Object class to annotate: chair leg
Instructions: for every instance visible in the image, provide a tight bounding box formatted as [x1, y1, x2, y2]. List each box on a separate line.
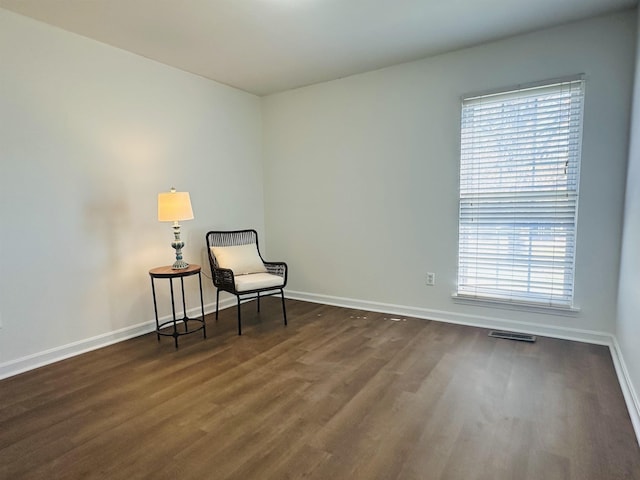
[215, 289, 220, 322]
[257, 292, 260, 312]
[281, 289, 287, 326]
[237, 296, 242, 335]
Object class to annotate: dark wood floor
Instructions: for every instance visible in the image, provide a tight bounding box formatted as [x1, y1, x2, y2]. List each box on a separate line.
[1, 299, 639, 479]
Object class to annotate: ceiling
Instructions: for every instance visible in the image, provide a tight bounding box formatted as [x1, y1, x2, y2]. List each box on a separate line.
[0, 0, 636, 96]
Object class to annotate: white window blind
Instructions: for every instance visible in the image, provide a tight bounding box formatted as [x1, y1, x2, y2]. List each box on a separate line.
[457, 79, 584, 308]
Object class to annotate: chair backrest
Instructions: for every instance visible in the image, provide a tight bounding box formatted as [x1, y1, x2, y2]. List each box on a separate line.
[206, 229, 264, 269]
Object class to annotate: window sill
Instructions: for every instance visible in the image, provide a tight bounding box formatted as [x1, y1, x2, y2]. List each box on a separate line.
[451, 293, 580, 317]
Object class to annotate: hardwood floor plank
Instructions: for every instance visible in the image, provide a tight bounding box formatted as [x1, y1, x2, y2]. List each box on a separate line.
[0, 299, 638, 479]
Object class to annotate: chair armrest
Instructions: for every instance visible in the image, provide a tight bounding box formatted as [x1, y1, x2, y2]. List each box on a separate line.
[213, 267, 236, 290]
[264, 261, 288, 286]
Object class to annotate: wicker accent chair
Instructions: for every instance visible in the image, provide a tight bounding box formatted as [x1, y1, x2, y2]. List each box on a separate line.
[206, 229, 287, 335]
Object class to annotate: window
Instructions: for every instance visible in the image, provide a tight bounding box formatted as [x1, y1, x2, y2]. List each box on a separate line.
[456, 78, 584, 308]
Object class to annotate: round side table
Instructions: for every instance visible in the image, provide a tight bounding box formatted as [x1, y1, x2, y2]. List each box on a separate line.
[149, 264, 206, 348]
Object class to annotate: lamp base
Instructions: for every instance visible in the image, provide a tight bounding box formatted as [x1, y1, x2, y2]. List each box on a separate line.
[172, 259, 189, 270]
[169, 221, 188, 269]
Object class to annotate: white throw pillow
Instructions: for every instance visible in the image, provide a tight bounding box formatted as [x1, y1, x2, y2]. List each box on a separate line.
[210, 244, 267, 275]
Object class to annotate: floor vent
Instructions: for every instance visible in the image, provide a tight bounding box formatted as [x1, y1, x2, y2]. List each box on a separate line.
[488, 330, 536, 342]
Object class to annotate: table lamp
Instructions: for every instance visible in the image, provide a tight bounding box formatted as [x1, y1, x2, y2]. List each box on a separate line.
[158, 187, 194, 269]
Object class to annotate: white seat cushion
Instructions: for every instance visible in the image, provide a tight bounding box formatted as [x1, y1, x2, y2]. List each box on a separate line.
[234, 272, 284, 292]
[210, 244, 267, 275]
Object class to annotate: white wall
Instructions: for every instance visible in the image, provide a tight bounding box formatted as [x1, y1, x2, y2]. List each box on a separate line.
[0, 9, 264, 375]
[616, 8, 640, 438]
[262, 11, 636, 340]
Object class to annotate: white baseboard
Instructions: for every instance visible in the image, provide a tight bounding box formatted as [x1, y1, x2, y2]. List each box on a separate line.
[286, 289, 640, 446]
[0, 320, 156, 380]
[608, 337, 640, 446]
[286, 290, 612, 344]
[0, 297, 236, 380]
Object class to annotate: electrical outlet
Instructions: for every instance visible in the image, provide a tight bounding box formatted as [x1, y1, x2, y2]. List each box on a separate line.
[426, 272, 435, 286]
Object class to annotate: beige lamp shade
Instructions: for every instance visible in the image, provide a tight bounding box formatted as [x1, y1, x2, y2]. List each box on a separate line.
[158, 188, 194, 222]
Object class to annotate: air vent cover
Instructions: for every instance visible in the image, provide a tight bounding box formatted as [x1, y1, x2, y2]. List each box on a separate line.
[488, 330, 536, 342]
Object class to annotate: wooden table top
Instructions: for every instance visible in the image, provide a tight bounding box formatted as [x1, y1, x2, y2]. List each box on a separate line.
[149, 264, 201, 278]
